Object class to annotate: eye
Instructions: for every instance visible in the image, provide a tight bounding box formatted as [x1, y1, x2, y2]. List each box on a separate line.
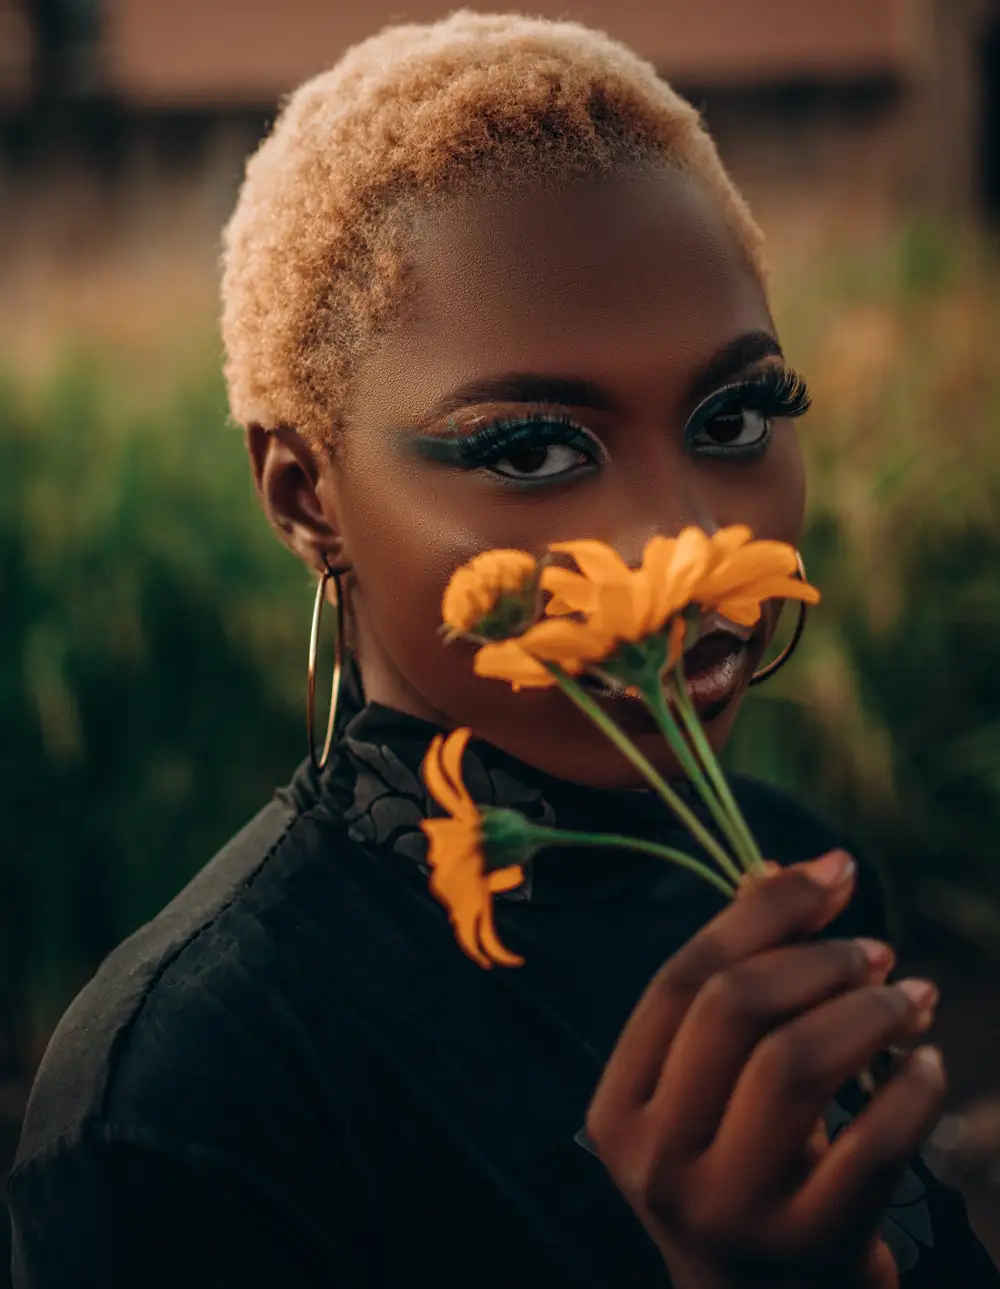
[409, 411, 606, 486]
[690, 406, 770, 453]
[489, 443, 591, 480]
[683, 366, 810, 462]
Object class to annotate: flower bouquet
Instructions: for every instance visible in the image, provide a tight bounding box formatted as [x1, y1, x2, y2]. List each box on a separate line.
[420, 526, 820, 969]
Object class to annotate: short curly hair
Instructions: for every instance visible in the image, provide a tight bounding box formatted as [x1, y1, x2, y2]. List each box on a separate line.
[221, 10, 767, 448]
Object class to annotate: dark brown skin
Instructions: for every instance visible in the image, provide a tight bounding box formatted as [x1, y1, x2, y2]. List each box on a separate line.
[249, 167, 801, 787]
[247, 164, 944, 1288]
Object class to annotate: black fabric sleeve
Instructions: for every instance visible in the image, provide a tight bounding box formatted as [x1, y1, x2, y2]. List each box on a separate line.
[8, 1124, 370, 1289]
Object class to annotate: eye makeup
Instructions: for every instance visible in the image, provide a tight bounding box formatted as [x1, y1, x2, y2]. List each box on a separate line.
[408, 409, 607, 486]
[683, 365, 811, 461]
[402, 361, 811, 483]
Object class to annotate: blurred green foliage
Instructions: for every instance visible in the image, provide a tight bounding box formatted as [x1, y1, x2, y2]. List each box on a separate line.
[2, 349, 309, 1053]
[728, 224, 1000, 952]
[4, 223, 1000, 1066]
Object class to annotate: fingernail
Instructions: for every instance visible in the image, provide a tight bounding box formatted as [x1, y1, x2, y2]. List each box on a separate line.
[803, 850, 856, 888]
[855, 938, 895, 972]
[895, 979, 939, 1012]
[912, 1045, 945, 1087]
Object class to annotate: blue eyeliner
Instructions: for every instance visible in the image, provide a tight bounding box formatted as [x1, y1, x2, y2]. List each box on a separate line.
[409, 413, 604, 470]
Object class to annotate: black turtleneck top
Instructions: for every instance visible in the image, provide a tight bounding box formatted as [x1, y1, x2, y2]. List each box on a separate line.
[8, 701, 999, 1287]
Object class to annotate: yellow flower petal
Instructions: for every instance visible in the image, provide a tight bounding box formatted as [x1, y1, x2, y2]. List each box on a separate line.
[591, 581, 651, 639]
[464, 531, 820, 690]
[547, 544, 656, 642]
[488, 865, 526, 893]
[663, 527, 712, 613]
[696, 542, 799, 600]
[540, 566, 598, 616]
[473, 640, 559, 690]
[476, 910, 525, 968]
[421, 812, 522, 969]
[549, 539, 632, 585]
[517, 618, 616, 666]
[641, 535, 680, 628]
[441, 550, 537, 633]
[733, 575, 820, 605]
[709, 524, 754, 555]
[439, 728, 475, 818]
[641, 529, 710, 630]
[711, 578, 819, 628]
[422, 734, 469, 818]
[711, 597, 766, 628]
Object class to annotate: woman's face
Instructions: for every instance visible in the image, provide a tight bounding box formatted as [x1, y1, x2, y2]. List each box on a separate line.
[257, 165, 806, 787]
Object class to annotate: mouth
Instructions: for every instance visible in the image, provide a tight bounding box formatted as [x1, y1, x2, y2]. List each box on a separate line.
[682, 629, 751, 719]
[578, 622, 755, 722]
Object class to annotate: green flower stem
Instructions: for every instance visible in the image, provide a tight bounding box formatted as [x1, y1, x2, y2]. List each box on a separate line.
[532, 826, 737, 900]
[546, 667, 743, 889]
[642, 681, 757, 878]
[669, 665, 765, 873]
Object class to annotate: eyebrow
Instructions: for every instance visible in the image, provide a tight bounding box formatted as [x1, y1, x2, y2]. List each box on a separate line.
[686, 330, 784, 404]
[418, 329, 784, 425]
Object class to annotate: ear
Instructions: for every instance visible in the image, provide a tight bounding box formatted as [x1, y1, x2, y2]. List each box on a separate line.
[246, 424, 347, 573]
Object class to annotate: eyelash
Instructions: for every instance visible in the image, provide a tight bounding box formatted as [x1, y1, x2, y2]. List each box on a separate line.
[683, 366, 811, 461]
[414, 365, 811, 480]
[417, 411, 605, 476]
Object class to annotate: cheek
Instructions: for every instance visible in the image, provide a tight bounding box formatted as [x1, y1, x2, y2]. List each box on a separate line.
[764, 426, 807, 541]
[342, 478, 462, 627]
[332, 449, 494, 689]
[713, 426, 806, 545]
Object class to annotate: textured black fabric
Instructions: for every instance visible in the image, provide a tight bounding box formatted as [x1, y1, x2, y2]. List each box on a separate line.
[8, 703, 999, 1287]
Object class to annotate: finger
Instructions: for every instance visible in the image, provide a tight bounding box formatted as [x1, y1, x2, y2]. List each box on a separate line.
[589, 851, 858, 1129]
[791, 1045, 947, 1255]
[736, 860, 781, 899]
[644, 937, 894, 1157]
[714, 978, 938, 1188]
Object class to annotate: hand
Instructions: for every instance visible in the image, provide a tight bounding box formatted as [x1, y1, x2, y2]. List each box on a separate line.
[585, 851, 946, 1289]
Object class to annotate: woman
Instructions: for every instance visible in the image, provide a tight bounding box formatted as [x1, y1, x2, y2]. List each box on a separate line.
[9, 12, 999, 1287]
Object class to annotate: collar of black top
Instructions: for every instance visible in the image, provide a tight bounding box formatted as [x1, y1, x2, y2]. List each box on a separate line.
[303, 694, 721, 908]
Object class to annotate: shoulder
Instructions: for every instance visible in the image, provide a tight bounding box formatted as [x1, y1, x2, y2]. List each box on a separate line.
[12, 775, 370, 1174]
[728, 775, 891, 940]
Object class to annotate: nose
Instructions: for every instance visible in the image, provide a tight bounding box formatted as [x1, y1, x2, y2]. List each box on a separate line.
[610, 500, 718, 568]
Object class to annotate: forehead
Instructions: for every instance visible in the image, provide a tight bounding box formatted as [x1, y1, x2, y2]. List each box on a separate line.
[352, 166, 773, 422]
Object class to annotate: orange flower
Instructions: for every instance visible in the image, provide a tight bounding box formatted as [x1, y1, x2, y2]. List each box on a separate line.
[544, 530, 714, 638]
[441, 550, 538, 637]
[685, 526, 820, 628]
[544, 526, 820, 638]
[420, 728, 525, 968]
[473, 617, 617, 691]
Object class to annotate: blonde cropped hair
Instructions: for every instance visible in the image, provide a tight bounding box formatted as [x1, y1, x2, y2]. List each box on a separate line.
[221, 9, 767, 448]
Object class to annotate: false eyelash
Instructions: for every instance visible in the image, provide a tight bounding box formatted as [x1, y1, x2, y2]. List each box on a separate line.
[412, 411, 604, 469]
[726, 365, 812, 419]
[681, 364, 811, 461]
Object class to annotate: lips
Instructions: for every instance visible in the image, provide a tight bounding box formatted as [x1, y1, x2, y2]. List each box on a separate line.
[576, 626, 751, 717]
[682, 630, 750, 716]
[684, 629, 745, 676]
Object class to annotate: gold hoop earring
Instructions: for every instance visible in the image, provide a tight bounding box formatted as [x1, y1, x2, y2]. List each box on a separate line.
[307, 558, 347, 771]
[749, 551, 810, 687]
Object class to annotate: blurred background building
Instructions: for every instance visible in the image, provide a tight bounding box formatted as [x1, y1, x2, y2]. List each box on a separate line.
[3, 0, 1000, 1281]
[3, 0, 1000, 229]
[3, 0, 1000, 363]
